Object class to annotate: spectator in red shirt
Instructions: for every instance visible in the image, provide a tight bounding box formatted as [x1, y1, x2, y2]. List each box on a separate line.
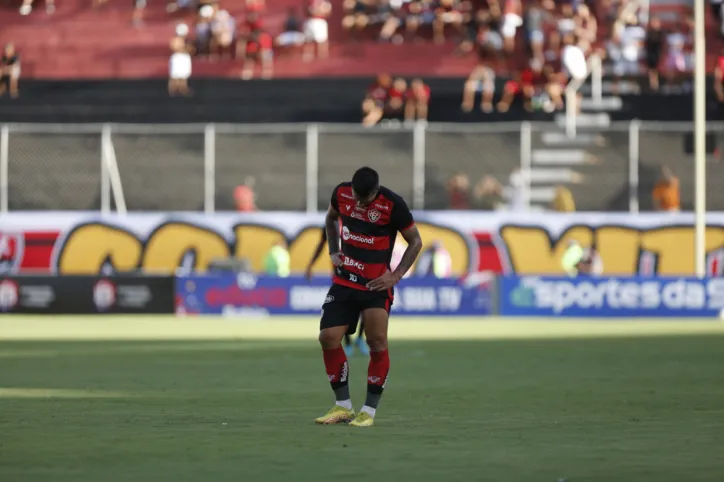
[386, 77, 408, 119]
[239, 29, 273, 80]
[447, 173, 471, 210]
[497, 59, 545, 112]
[362, 73, 392, 127]
[405, 78, 430, 122]
[304, 0, 332, 62]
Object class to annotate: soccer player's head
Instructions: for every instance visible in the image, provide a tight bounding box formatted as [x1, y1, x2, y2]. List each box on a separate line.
[352, 167, 379, 206]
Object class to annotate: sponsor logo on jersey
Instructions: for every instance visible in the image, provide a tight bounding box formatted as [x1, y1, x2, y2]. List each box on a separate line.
[342, 226, 375, 245]
[341, 193, 354, 200]
[343, 257, 365, 271]
[374, 204, 389, 211]
[368, 210, 381, 222]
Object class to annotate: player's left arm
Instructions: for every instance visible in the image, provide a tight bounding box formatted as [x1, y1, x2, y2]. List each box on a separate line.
[391, 224, 423, 281]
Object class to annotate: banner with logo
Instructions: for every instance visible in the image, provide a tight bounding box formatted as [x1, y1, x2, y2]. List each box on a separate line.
[0, 275, 175, 314]
[4, 212, 724, 278]
[498, 276, 724, 317]
[175, 274, 494, 316]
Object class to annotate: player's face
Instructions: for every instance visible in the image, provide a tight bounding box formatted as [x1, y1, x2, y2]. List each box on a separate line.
[353, 189, 378, 207]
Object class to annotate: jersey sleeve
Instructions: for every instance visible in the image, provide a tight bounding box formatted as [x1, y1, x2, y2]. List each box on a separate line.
[391, 196, 414, 232]
[330, 184, 341, 212]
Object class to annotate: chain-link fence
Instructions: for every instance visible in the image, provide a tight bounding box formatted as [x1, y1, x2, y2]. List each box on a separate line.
[1, 122, 721, 213]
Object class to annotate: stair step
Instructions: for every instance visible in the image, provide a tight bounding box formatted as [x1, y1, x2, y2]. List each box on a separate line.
[529, 187, 557, 202]
[555, 113, 611, 129]
[530, 168, 579, 183]
[540, 132, 602, 146]
[580, 96, 623, 111]
[531, 149, 589, 165]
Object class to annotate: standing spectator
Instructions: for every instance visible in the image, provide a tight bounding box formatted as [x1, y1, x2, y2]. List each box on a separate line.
[19, 0, 54, 15]
[405, 78, 430, 123]
[447, 173, 471, 209]
[304, 0, 332, 62]
[264, 241, 291, 278]
[652, 167, 680, 212]
[613, 15, 645, 92]
[0, 44, 21, 99]
[558, 3, 577, 37]
[645, 17, 665, 91]
[195, 5, 215, 56]
[574, 4, 597, 45]
[168, 37, 192, 96]
[501, 0, 523, 53]
[234, 177, 257, 211]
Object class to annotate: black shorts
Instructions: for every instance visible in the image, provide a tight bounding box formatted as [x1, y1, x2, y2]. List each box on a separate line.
[320, 284, 394, 331]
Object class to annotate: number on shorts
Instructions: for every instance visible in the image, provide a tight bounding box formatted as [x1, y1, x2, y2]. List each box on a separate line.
[349, 274, 357, 282]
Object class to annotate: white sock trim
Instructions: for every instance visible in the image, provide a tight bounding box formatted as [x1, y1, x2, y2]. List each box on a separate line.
[360, 405, 376, 418]
[336, 400, 353, 410]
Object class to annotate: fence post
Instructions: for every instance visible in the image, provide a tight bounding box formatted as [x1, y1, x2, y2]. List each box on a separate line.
[204, 123, 216, 214]
[520, 122, 532, 210]
[0, 125, 8, 214]
[628, 120, 640, 213]
[306, 124, 319, 213]
[101, 124, 111, 215]
[412, 121, 426, 210]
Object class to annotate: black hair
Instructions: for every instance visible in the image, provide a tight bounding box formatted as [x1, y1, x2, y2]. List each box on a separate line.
[351, 167, 379, 198]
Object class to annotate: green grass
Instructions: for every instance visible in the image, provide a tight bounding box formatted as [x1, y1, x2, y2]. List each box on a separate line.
[1, 317, 723, 482]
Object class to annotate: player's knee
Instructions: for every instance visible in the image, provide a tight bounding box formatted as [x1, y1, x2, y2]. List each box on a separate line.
[318, 329, 342, 350]
[365, 335, 388, 351]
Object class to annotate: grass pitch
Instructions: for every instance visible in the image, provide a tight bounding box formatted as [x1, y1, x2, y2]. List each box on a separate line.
[1, 316, 723, 482]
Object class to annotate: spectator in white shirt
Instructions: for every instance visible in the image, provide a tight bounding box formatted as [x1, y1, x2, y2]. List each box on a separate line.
[562, 34, 587, 82]
[304, 0, 332, 62]
[609, 15, 644, 91]
[169, 37, 192, 96]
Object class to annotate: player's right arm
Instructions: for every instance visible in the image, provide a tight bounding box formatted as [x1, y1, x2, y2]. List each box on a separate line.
[325, 189, 344, 267]
[305, 229, 327, 280]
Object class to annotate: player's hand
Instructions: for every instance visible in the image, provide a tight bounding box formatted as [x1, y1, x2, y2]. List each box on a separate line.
[304, 266, 313, 281]
[366, 271, 400, 291]
[330, 252, 344, 267]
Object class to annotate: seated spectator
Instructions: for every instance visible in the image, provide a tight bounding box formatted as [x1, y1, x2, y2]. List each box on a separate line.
[166, 0, 196, 13]
[406, 0, 436, 42]
[304, 0, 332, 62]
[497, 59, 545, 112]
[462, 63, 495, 113]
[663, 19, 693, 89]
[525, 0, 553, 63]
[557, 4, 576, 37]
[405, 78, 430, 122]
[545, 30, 562, 65]
[472, 176, 504, 210]
[362, 74, 392, 126]
[195, 5, 215, 56]
[210, 10, 236, 59]
[240, 29, 274, 80]
[276, 8, 307, 49]
[574, 4, 597, 45]
[0, 44, 21, 99]
[19, 0, 54, 15]
[652, 167, 680, 212]
[500, 0, 522, 53]
[447, 173, 471, 209]
[169, 37, 192, 96]
[541, 65, 566, 111]
[378, 0, 406, 44]
[433, 0, 463, 45]
[610, 15, 644, 92]
[386, 77, 408, 119]
[645, 17, 665, 91]
[343, 0, 372, 37]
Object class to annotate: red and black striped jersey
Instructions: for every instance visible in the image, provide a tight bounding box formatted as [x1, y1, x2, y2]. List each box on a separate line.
[331, 182, 414, 290]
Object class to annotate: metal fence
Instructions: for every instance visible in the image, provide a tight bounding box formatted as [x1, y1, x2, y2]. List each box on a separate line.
[0, 122, 722, 213]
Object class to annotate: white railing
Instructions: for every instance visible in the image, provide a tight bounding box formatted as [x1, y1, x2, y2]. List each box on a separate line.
[0, 121, 720, 214]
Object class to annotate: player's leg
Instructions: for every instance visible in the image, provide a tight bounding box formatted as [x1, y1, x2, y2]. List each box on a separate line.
[355, 319, 369, 356]
[350, 304, 390, 427]
[315, 287, 359, 424]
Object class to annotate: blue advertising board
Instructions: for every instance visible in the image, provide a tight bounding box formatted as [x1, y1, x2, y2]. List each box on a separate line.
[499, 276, 724, 317]
[175, 274, 493, 316]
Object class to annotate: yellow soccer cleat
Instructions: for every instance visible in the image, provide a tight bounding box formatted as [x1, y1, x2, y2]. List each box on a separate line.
[315, 405, 355, 425]
[349, 411, 375, 427]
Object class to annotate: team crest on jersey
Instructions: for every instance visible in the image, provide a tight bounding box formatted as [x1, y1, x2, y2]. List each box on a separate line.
[368, 210, 381, 222]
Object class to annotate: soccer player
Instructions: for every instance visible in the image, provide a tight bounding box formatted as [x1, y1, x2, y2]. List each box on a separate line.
[314, 167, 423, 427]
[305, 230, 369, 357]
